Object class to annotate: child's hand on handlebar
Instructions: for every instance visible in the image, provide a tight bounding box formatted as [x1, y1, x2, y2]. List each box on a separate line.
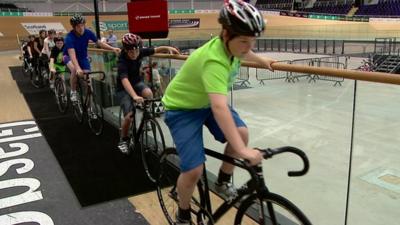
[244, 148, 263, 166]
[133, 96, 144, 103]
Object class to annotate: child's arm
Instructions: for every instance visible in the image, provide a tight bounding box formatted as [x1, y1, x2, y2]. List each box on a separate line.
[244, 50, 276, 71]
[209, 93, 263, 165]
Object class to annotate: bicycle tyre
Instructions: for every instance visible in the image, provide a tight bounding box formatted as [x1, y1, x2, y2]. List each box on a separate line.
[87, 92, 104, 135]
[31, 68, 44, 88]
[156, 148, 212, 225]
[22, 59, 32, 77]
[55, 77, 69, 113]
[72, 82, 84, 124]
[234, 192, 312, 225]
[140, 117, 165, 182]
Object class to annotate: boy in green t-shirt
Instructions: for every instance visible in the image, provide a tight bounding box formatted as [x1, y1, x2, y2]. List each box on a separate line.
[162, 0, 276, 224]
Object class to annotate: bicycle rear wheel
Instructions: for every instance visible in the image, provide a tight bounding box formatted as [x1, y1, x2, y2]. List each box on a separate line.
[72, 82, 84, 123]
[156, 148, 211, 225]
[234, 193, 312, 225]
[55, 77, 69, 113]
[87, 92, 104, 135]
[31, 68, 44, 88]
[140, 118, 165, 182]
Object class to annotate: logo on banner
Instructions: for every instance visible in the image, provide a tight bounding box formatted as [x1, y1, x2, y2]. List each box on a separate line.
[169, 19, 200, 28]
[21, 23, 66, 35]
[94, 21, 128, 31]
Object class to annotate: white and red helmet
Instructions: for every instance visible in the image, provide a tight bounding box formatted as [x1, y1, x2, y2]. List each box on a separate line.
[122, 33, 143, 50]
[218, 0, 265, 37]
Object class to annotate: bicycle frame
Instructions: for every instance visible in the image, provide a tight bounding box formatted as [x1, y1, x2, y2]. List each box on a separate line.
[129, 98, 162, 149]
[77, 71, 105, 109]
[197, 147, 309, 224]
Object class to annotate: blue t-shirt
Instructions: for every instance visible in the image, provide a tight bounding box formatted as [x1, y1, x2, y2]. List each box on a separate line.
[64, 29, 97, 61]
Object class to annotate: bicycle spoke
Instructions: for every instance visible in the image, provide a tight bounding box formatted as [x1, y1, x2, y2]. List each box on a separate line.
[87, 94, 103, 135]
[140, 118, 165, 183]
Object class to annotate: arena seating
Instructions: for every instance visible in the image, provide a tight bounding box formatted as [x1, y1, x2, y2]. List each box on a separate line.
[301, 2, 353, 15]
[355, 0, 400, 16]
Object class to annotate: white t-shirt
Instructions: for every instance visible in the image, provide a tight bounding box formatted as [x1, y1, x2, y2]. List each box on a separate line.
[41, 37, 55, 57]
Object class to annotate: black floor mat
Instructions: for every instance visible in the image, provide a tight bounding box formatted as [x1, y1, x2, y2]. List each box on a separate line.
[9, 66, 155, 206]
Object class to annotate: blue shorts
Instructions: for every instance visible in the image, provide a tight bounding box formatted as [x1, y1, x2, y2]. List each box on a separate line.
[63, 55, 91, 71]
[164, 107, 246, 172]
[116, 82, 150, 116]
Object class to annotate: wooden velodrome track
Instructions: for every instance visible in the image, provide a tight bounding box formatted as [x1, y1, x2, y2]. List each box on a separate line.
[1, 12, 400, 224]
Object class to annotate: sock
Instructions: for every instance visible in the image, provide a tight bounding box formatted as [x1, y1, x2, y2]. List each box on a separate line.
[217, 169, 232, 184]
[177, 207, 191, 221]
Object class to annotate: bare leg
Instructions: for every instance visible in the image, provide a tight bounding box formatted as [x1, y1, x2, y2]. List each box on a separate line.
[177, 164, 203, 209]
[121, 112, 133, 138]
[141, 87, 153, 99]
[220, 127, 249, 174]
[67, 62, 76, 92]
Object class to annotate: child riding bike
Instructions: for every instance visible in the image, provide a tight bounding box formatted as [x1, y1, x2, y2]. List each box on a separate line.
[161, 0, 276, 224]
[115, 33, 180, 154]
[49, 36, 66, 89]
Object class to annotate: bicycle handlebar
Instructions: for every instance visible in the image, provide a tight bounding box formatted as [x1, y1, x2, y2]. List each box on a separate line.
[204, 145, 309, 178]
[259, 146, 309, 177]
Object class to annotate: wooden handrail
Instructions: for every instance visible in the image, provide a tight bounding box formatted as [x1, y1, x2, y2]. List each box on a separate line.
[87, 49, 400, 85]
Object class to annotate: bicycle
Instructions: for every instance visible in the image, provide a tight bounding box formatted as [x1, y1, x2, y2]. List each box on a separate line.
[52, 71, 69, 113]
[31, 56, 49, 88]
[118, 98, 166, 183]
[72, 71, 105, 136]
[21, 55, 34, 77]
[157, 146, 312, 225]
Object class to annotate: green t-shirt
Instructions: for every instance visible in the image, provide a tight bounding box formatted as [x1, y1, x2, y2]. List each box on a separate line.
[162, 37, 240, 110]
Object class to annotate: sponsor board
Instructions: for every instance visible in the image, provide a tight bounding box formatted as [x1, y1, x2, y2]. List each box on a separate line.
[369, 18, 400, 22]
[93, 21, 128, 31]
[280, 11, 308, 18]
[92, 18, 201, 32]
[195, 9, 219, 13]
[23, 12, 53, 17]
[169, 19, 200, 28]
[21, 23, 66, 35]
[261, 11, 280, 15]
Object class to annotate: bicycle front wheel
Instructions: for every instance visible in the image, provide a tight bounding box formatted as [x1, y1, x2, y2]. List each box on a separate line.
[31, 69, 44, 88]
[235, 193, 312, 225]
[55, 77, 69, 113]
[140, 118, 165, 182]
[87, 92, 104, 136]
[157, 148, 212, 225]
[72, 82, 84, 124]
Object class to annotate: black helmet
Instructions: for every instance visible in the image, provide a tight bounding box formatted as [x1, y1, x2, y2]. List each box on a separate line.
[54, 36, 64, 42]
[39, 29, 47, 35]
[48, 29, 56, 35]
[70, 14, 86, 26]
[218, 0, 265, 37]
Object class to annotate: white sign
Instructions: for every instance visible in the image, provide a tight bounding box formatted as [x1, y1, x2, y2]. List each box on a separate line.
[369, 18, 400, 22]
[23, 12, 53, 17]
[21, 23, 67, 35]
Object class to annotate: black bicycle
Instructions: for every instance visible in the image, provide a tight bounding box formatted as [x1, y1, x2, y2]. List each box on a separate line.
[72, 71, 105, 136]
[31, 56, 49, 88]
[118, 98, 166, 183]
[157, 146, 312, 225]
[21, 55, 34, 77]
[52, 71, 69, 113]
